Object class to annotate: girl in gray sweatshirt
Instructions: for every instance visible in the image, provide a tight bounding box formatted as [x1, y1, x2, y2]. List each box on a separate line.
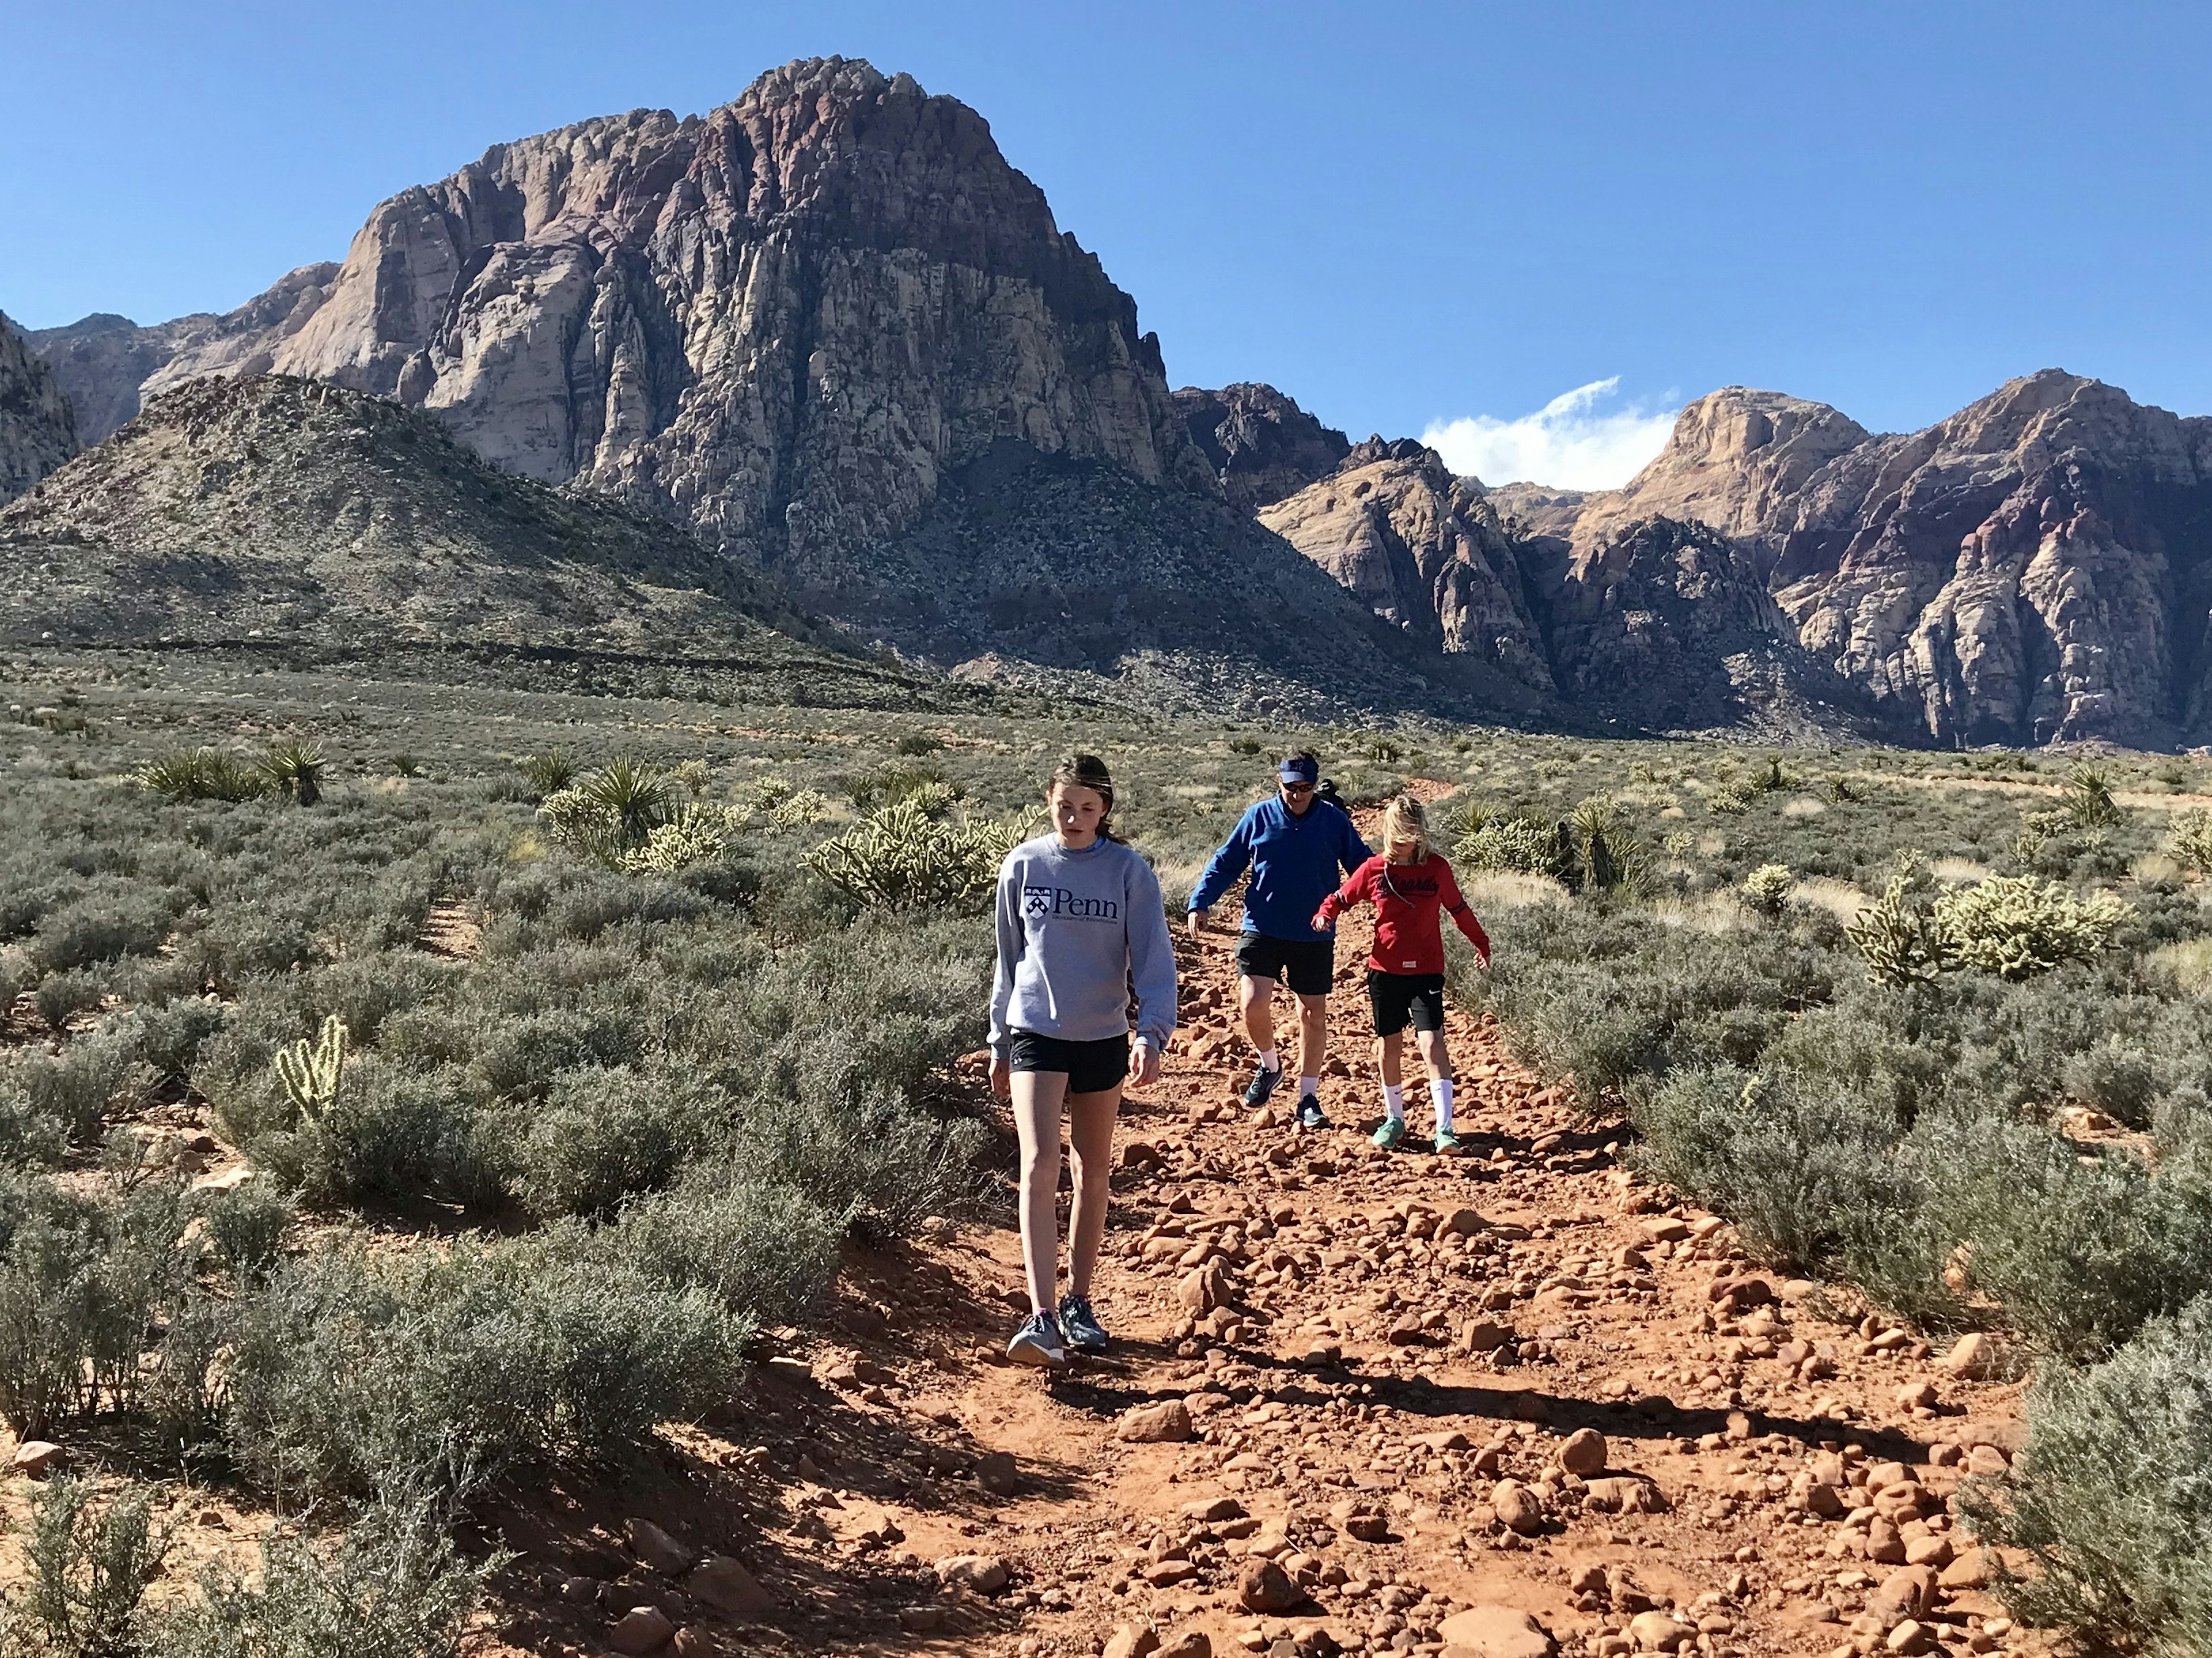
[989, 754, 1177, 1367]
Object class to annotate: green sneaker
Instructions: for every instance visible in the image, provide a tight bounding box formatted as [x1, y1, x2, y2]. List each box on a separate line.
[1433, 1128, 1462, 1156]
[1372, 1116, 1406, 1150]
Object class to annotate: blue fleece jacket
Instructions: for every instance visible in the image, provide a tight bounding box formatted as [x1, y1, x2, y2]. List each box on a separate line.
[1188, 796, 1374, 940]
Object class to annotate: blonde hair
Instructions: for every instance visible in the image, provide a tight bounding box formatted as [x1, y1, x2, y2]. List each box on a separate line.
[1381, 795, 1430, 861]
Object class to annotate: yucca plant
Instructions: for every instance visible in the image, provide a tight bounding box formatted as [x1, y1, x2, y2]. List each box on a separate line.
[1567, 798, 1642, 895]
[577, 758, 673, 846]
[518, 749, 577, 800]
[2059, 762, 2124, 832]
[262, 738, 326, 805]
[132, 747, 271, 802]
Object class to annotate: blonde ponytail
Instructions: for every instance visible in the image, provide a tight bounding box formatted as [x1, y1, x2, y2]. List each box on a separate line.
[1381, 795, 1430, 862]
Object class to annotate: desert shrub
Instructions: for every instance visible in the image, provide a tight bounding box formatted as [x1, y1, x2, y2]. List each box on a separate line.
[2063, 1039, 2163, 1127]
[895, 732, 944, 756]
[613, 1171, 844, 1327]
[847, 759, 952, 810]
[220, 1233, 736, 1502]
[802, 794, 1024, 910]
[133, 749, 270, 804]
[1456, 814, 1559, 877]
[197, 1182, 291, 1285]
[33, 969, 108, 1032]
[503, 1065, 723, 1220]
[1936, 876, 2126, 979]
[158, 1486, 494, 1658]
[1706, 782, 1750, 814]
[1863, 1112, 2212, 1356]
[32, 893, 174, 974]
[1957, 1295, 2212, 1657]
[2, 1477, 168, 1658]
[1633, 1065, 1903, 1269]
[0, 1082, 65, 1170]
[1741, 863, 1795, 917]
[0, 1182, 193, 1436]
[2165, 807, 2212, 876]
[257, 1054, 470, 1211]
[5, 1024, 161, 1146]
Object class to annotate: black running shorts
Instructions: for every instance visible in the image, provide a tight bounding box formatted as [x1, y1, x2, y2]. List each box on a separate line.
[1235, 932, 1336, 997]
[1367, 970, 1446, 1036]
[1006, 1029, 1130, 1094]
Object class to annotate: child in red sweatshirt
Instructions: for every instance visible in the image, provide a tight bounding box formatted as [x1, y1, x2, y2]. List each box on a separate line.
[1312, 795, 1490, 1153]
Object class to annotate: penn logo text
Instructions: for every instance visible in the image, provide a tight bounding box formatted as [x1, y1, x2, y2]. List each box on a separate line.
[1023, 885, 1119, 920]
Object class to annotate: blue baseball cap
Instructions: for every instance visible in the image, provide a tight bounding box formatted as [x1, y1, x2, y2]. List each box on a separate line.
[1278, 755, 1320, 785]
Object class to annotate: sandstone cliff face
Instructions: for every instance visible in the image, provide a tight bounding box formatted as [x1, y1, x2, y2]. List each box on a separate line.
[0, 313, 78, 506]
[1574, 373, 2212, 746]
[1173, 383, 1350, 512]
[0, 374, 846, 675]
[122, 58, 1211, 588]
[1547, 517, 1873, 736]
[1257, 438, 1554, 693]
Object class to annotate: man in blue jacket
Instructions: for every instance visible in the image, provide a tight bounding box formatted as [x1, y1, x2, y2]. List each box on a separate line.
[1188, 750, 1373, 1127]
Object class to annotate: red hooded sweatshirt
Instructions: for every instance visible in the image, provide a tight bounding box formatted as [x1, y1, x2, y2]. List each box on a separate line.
[1316, 853, 1489, 976]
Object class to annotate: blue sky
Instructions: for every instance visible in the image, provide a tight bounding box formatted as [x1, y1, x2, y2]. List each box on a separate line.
[3, 1, 2207, 486]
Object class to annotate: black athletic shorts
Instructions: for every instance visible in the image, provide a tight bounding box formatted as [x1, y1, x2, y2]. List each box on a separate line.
[1368, 970, 1446, 1036]
[1235, 932, 1336, 997]
[1006, 1029, 1130, 1093]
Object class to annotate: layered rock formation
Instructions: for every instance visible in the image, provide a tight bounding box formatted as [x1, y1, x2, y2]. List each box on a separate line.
[1257, 438, 1553, 694]
[0, 374, 856, 684]
[1173, 383, 1350, 511]
[0, 313, 78, 506]
[63, 59, 1210, 590]
[24, 266, 340, 444]
[1554, 374, 2212, 746]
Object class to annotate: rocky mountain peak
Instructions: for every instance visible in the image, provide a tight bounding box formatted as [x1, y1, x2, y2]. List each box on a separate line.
[0, 312, 78, 506]
[1172, 383, 1350, 512]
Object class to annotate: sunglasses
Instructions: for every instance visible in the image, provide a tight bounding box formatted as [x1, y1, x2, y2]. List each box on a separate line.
[1281, 780, 1316, 796]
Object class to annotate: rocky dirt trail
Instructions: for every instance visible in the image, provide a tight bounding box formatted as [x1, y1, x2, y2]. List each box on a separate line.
[0, 802, 2048, 1658]
[518, 797, 2047, 1658]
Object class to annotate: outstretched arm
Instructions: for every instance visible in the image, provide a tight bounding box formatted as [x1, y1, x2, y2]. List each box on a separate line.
[1187, 809, 1256, 916]
[1438, 860, 1491, 967]
[1312, 860, 1375, 934]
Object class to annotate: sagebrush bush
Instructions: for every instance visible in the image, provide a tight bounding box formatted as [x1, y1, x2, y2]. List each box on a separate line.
[1958, 1295, 2212, 1657]
[1633, 1065, 1903, 1269]
[158, 1487, 494, 1658]
[1, 1477, 169, 1658]
[503, 1063, 722, 1220]
[217, 1236, 730, 1503]
[0, 1182, 192, 1436]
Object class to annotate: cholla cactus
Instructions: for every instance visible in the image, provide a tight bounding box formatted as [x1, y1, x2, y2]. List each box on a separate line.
[1741, 863, 1796, 917]
[803, 797, 1032, 909]
[1934, 876, 2127, 979]
[622, 809, 729, 875]
[673, 759, 713, 796]
[1457, 815, 1559, 876]
[1706, 782, 1751, 815]
[2166, 807, 2212, 875]
[275, 1015, 348, 1122]
[1846, 854, 1955, 985]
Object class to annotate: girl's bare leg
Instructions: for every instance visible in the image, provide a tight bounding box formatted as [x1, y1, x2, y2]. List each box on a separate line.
[1012, 1069, 1071, 1314]
[1375, 1029, 1404, 1087]
[1416, 1026, 1450, 1080]
[1064, 1085, 1123, 1301]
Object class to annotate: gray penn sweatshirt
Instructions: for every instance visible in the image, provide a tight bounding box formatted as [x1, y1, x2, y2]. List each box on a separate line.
[988, 833, 1179, 1058]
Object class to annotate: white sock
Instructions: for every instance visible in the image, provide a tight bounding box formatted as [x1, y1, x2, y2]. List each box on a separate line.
[1430, 1078, 1455, 1132]
[1382, 1084, 1405, 1122]
[1256, 1047, 1279, 1072]
[1299, 1074, 1320, 1099]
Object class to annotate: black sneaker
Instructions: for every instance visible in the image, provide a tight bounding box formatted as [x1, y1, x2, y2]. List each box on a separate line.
[1007, 1311, 1067, 1368]
[1296, 1095, 1330, 1131]
[1242, 1065, 1283, 1107]
[1057, 1293, 1110, 1354]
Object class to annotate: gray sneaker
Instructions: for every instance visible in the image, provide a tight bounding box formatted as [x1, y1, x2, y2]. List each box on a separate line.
[1297, 1095, 1330, 1131]
[1058, 1293, 1110, 1354]
[1007, 1311, 1067, 1368]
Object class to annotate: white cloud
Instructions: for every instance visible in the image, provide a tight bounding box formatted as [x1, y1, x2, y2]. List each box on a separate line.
[1421, 377, 1679, 491]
